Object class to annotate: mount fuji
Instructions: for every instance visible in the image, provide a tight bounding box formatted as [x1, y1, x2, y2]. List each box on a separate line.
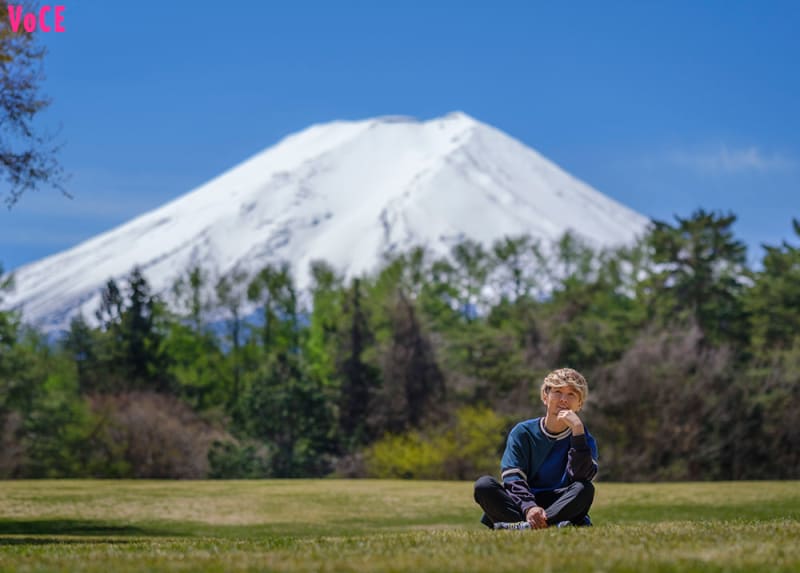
[4, 112, 650, 331]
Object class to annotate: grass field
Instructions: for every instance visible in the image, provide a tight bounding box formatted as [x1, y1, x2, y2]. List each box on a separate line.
[1, 480, 798, 572]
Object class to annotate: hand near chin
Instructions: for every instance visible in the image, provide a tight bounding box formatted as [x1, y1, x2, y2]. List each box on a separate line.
[557, 410, 584, 433]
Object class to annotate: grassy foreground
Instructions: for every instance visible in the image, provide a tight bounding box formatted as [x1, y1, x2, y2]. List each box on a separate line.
[0, 480, 798, 572]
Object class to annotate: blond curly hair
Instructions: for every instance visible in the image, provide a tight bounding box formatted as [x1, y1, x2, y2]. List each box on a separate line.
[540, 368, 588, 406]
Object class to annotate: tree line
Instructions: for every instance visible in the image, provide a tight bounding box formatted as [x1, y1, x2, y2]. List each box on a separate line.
[1, 209, 799, 481]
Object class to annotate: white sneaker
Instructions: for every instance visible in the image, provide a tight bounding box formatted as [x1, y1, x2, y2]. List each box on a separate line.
[493, 521, 532, 530]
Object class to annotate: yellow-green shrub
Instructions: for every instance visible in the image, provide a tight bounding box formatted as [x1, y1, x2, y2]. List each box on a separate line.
[365, 406, 509, 480]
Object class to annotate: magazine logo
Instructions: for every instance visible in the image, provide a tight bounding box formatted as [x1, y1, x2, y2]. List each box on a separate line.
[7, 4, 65, 32]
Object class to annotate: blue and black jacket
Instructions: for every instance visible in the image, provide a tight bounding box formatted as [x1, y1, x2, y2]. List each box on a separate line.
[500, 417, 598, 516]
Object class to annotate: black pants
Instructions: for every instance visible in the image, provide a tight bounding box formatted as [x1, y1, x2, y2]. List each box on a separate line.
[473, 475, 594, 528]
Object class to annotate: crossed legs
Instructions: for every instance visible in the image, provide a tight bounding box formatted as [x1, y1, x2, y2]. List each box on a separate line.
[473, 475, 594, 529]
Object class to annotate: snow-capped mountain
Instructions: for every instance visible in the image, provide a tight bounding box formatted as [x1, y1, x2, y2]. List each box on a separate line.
[4, 112, 650, 330]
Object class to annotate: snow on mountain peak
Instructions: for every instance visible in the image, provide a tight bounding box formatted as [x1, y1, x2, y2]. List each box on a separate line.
[4, 112, 650, 331]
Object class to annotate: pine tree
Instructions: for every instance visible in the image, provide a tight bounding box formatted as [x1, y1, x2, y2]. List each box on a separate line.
[93, 269, 171, 392]
[646, 209, 748, 346]
[215, 267, 249, 414]
[490, 235, 546, 301]
[337, 278, 380, 447]
[375, 290, 445, 431]
[165, 265, 226, 409]
[247, 262, 299, 352]
[63, 315, 104, 393]
[244, 351, 334, 477]
[0, 263, 17, 351]
[745, 219, 800, 352]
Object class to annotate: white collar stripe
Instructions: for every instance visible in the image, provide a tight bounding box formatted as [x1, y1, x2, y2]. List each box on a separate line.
[539, 418, 572, 440]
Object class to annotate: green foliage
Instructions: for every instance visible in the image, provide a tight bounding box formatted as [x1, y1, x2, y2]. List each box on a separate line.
[0, 325, 96, 478]
[62, 315, 110, 393]
[247, 262, 300, 351]
[365, 431, 443, 479]
[744, 219, 800, 352]
[373, 288, 446, 431]
[646, 209, 748, 346]
[207, 440, 272, 478]
[92, 269, 173, 392]
[243, 352, 335, 477]
[739, 341, 800, 478]
[163, 267, 227, 411]
[304, 260, 344, 385]
[19, 368, 92, 478]
[170, 265, 211, 332]
[490, 235, 546, 300]
[0, 265, 21, 413]
[365, 406, 508, 480]
[442, 320, 529, 404]
[0, 263, 16, 343]
[162, 321, 226, 410]
[336, 277, 380, 448]
[547, 249, 647, 369]
[552, 231, 596, 284]
[213, 267, 250, 417]
[2, 211, 800, 481]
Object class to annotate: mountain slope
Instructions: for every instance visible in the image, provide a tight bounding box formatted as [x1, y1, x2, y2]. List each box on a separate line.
[5, 112, 649, 330]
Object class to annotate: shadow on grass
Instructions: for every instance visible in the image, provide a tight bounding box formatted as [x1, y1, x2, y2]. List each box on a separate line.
[0, 519, 180, 539]
[0, 536, 138, 546]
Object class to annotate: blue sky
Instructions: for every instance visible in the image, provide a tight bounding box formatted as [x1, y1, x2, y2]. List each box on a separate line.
[2, 0, 798, 271]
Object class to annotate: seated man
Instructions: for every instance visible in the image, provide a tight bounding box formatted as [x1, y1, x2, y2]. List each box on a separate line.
[474, 368, 598, 529]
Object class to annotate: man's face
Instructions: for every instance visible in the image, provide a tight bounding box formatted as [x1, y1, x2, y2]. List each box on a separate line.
[542, 385, 582, 414]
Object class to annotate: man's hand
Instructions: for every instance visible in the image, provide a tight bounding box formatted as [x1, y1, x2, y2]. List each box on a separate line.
[525, 506, 548, 529]
[557, 410, 584, 435]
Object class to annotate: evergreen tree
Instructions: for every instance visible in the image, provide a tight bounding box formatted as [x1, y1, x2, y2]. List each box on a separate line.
[337, 278, 380, 448]
[171, 265, 211, 333]
[490, 235, 546, 301]
[374, 290, 445, 432]
[121, 269, 171, 391]
[62, 315, 105, 393]
[305, 260, 343, 385]
[247, 262, 299, 352]
[17, 340, 91, 478]
[165, 265, 226, 409]
[0, 263, 17, 353]
[244, 351, 333, 477]
[449, 239, 494, 320]
[5, 213, 800, 480]
[95, 278, 124, 328]
[745, 219, 800, 352]
[215, 267, 250, 415]
[93, 269, 171, 392]
[552, 231, 596, 286]
[0, 265, 22, 425]
[547, 248, 646, 369]
[646, 209, 748, 346]
[162, 320, 224, 410]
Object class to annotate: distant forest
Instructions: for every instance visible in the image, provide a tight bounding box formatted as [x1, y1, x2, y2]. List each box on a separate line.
[1, 209, 798, 481]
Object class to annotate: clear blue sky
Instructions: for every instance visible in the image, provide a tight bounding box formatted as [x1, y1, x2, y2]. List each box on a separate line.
[2, 0, 798, 271]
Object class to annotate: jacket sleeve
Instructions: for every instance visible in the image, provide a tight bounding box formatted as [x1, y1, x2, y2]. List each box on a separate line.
[500, 425, 539, 515]
[567, 434, 598, 481]
[504, 480, 539, 517]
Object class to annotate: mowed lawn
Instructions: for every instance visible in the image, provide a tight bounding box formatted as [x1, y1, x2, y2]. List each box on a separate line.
[1, 480, 798, 572]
